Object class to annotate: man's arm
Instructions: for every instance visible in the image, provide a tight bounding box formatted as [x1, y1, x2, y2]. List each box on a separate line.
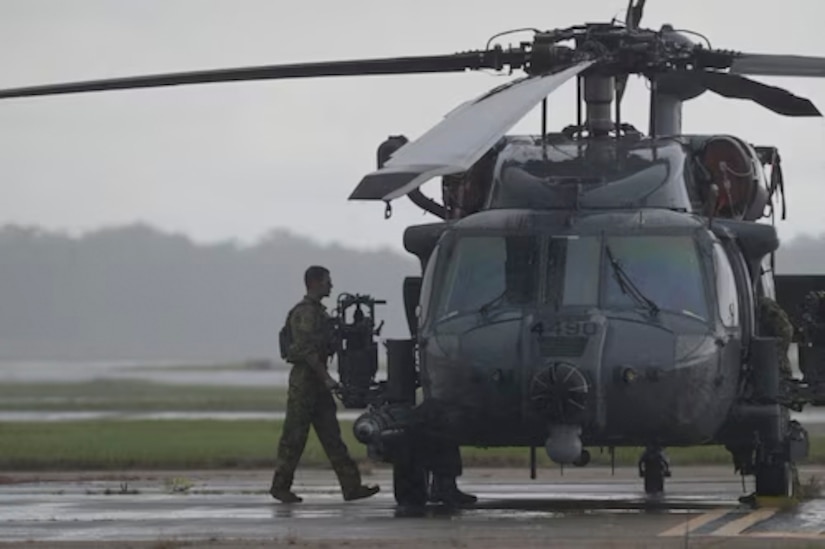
[289, 305, 336, 386]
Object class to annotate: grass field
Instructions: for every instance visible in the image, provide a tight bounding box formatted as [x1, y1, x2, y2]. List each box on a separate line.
[0, 380, 288, 412]
[3, 419, 825, 471]
[3, 377, 824, 472]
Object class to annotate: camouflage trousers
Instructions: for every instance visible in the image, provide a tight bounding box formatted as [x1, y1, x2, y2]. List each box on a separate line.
[270, 365, 362, 494]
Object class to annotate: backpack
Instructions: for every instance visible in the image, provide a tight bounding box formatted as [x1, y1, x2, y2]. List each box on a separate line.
[278, 302, 305, 360]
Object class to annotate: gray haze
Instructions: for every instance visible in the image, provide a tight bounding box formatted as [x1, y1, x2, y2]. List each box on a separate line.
[0, 223, 821, 361]
[1, 1, 825, 360]
[0, 224, 417, 360]
[0, 1, 824, 252]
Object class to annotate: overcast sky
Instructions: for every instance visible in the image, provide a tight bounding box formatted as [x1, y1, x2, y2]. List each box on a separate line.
[0, 0, 823, 252]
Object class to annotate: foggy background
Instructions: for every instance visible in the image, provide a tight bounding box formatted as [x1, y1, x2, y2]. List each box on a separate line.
[0, 225, 820, 361]
[0, 0, 824, 360]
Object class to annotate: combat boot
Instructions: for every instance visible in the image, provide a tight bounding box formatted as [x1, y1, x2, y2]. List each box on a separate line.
[269, 486, 303, 503]
[343, 484, 380, 502]
[429, 475, 477, 506]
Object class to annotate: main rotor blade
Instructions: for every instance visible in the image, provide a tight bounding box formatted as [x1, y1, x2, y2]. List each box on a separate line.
[616, 0, 646, 104]
[699, 71, 821, 116]
[0, 50, 525, 100]
[730, 53, 825, 78]
[349, 60, 594, 202]
[625, 0, 646, 29]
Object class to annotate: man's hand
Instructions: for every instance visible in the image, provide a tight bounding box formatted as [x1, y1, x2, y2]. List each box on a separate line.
[307, 356, 337, 391]
[324, 373, 341, 391]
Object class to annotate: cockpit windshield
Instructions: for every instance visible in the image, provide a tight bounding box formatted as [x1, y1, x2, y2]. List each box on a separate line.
[546, 236, 601, 308]
[433, 235, 539, 320]
[602, 235, 708, 321]
[429, 231, 710, 324]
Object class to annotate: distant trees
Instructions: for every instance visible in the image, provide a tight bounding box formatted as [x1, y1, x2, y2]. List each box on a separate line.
[0, 224, 417, 360]
[0, 222, 821, 360]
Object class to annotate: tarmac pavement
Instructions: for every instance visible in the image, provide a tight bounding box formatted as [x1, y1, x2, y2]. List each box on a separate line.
[2, 466, 825, 548]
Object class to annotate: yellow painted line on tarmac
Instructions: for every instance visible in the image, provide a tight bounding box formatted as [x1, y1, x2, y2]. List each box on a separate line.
[747, 531, 825, 539]
[658, 508, 731, 537]
[710, 508, 778, 536]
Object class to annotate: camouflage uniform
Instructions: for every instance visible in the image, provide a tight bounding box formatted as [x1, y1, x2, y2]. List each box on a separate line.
[801, 290, 825, 344]
[756, 295, 794, 379]
[270, 295, 364, 498]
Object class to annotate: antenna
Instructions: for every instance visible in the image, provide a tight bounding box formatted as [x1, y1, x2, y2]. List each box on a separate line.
[541, 97, 548, 157]
[648, 76, 658, 139]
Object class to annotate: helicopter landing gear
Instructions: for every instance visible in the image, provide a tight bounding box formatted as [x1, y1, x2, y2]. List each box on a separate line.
[752, 408, 805, 498]
[754, 455, 798, 498]
[638, 446, 671, 495]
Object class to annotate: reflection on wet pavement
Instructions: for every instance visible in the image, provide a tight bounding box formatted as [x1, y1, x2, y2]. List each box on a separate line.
[2, 469, 824, 544]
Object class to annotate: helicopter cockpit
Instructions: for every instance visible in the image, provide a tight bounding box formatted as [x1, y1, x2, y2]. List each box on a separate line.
[421, 211, 715, 333]
[434, 132, 773, 229]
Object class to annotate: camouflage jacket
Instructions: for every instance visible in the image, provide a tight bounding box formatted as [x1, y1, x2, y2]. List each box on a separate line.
[756, 295, 793, 374]
[285, 295, 335, 368]
[800, 290, 825, 344]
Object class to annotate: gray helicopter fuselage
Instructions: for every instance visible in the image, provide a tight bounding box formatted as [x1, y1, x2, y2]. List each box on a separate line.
[417, 208, 741, 448]
[486, 134, 699, 214]
[413, 136, 747, 449]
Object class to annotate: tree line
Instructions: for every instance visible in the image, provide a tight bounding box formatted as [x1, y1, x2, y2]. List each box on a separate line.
[0, 223, 821, 360]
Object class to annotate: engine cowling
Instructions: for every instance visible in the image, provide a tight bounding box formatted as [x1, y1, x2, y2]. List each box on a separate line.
[697, 135, 769, 221]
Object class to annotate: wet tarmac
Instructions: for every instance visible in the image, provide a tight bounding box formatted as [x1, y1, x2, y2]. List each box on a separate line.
[2, 466, 824, 547]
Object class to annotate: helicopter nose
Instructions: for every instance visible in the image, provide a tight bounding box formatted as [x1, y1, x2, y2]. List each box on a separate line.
[528, 362, 590, 465]
[545, 424, 583, 464]
[528, 361, 590, 423]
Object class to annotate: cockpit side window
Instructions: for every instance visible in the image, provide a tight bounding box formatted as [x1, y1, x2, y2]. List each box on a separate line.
[713, 242, 740, 328]
[418, 242, 440, 326]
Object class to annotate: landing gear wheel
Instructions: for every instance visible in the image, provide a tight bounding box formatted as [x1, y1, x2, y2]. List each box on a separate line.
[639, 447, 671, 496]
[643, 463, 665, 494]
[392, 454, 428, 507]
[755, 459, 798, 498]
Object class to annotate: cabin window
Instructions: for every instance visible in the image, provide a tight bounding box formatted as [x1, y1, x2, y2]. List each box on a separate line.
[418, 243, 440, 324]
[434, 235, 539, 319]
[713, 243, 740, 327]
[603, 235, 709, 321]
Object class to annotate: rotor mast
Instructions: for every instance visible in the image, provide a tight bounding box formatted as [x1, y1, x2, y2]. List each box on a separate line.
[583, 74, 616, 137]
[649, 24, 703, 136]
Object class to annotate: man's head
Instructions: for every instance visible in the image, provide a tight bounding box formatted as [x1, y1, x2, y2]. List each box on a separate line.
[304, 265, 332, 298]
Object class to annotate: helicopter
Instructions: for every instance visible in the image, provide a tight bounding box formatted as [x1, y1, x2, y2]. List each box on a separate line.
[3, 0, 825, 506]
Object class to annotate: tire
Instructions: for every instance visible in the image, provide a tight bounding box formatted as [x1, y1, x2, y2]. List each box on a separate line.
[755, 460, 797, 498]
[643, 462, 665, 495]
